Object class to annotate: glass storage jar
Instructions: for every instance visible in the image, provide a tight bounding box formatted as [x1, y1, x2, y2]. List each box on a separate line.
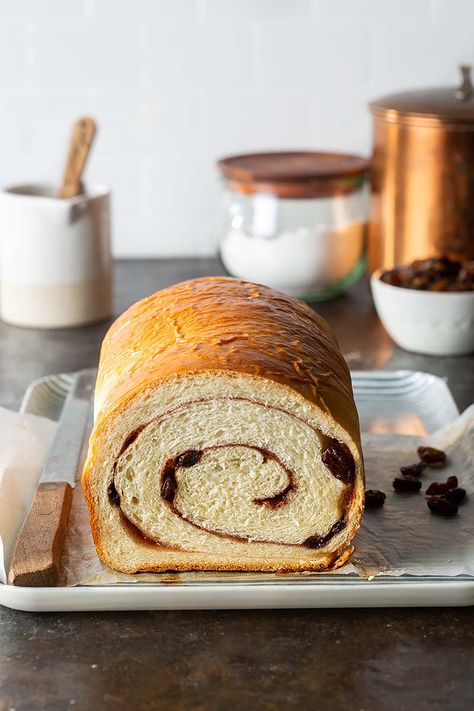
[217, 151, 369, 301]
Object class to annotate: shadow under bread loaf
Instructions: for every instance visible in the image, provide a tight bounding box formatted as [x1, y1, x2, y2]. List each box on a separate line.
[82, 277, 365, 573]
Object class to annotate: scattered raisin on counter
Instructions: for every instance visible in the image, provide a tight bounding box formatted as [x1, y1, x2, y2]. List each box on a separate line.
[400, 462, 426, 477]
[365, 490, 386, 509]
[425, 474, 466, 517]
[417, 446, 447, 467]
[370, 442, 466, 520]
[381, 256, 474, 292]
[393, 476, 422, 493]
[425, 476, 458, 496]
[441, 487, 466, 505]
[427, 497, 458, 517]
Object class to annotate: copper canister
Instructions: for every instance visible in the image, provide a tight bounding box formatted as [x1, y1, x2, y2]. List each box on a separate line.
[369, 66, 474, 272]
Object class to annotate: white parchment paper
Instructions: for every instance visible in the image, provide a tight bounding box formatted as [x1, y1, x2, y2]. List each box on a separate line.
[59, 405, 474, 586]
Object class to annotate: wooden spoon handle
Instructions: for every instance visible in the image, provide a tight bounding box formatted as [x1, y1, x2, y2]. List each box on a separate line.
[8, 482, 73, 587]
[59, 116, 97, 199]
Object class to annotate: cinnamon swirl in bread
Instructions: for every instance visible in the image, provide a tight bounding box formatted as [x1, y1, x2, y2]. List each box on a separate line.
[82, 277, 364, 573]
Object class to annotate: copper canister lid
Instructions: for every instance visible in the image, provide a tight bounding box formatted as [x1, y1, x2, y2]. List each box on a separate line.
[371, 65, 474, 125]
[217, 151, 369, 198]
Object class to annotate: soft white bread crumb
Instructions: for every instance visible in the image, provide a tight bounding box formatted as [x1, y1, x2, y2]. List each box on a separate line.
[83, 372, 364, 573]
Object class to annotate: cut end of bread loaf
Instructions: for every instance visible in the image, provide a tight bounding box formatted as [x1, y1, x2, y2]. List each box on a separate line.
[82, 277, 364, 574]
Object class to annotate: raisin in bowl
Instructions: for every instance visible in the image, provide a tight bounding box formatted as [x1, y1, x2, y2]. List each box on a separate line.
[371, 258, 474, 356]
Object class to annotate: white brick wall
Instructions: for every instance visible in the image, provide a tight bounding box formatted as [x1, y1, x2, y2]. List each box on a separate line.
[0, 0, 471, 256]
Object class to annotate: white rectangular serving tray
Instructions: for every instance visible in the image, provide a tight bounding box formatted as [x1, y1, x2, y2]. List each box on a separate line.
[1, 369, 472, 612]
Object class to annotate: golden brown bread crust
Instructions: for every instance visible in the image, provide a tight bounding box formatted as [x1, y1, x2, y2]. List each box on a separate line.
[94, 277, 360, 448]
[83, 277, 364, 574]
[90, 546, 355, 575]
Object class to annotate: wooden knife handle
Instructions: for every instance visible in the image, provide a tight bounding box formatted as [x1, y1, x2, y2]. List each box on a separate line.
[8, 482, 73, 587]
[59, 116, 97, 199]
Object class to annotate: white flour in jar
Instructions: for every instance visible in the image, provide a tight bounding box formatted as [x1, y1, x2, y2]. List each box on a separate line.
[220, 221, 366, 298]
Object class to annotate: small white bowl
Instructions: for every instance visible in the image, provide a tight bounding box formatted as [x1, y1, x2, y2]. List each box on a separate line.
[371, 267, 474, 356]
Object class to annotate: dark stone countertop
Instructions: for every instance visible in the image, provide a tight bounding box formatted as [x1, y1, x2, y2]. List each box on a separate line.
[1, 259, 473, 711]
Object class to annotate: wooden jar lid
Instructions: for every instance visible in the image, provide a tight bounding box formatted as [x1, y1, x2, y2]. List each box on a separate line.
[217, 151, 369, 198]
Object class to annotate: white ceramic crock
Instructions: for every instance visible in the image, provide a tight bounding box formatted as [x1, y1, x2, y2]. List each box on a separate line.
[371, 267, 474, 356]
[0, 184, 112, 328]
